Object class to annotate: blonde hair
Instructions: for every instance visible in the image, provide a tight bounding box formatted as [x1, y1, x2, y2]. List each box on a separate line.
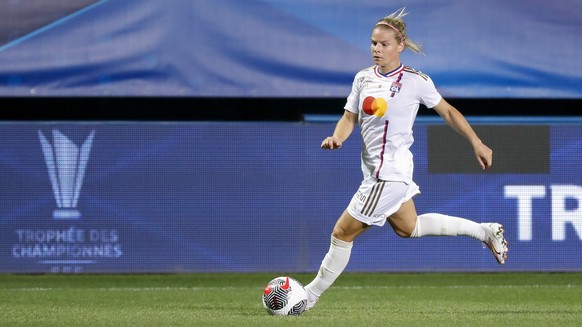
[374, 7, 423, 54]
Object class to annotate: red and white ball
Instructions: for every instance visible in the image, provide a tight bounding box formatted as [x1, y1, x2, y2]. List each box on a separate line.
[262, 276, 307, 315]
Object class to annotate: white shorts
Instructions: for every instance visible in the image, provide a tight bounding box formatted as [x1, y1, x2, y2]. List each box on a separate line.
[347, 176, 420, 227]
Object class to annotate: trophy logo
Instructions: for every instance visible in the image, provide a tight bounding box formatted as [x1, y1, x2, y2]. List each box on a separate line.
[38, 129, 96, 219]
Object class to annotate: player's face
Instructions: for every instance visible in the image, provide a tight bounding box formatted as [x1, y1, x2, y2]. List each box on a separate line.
[370, 27, 404, 74]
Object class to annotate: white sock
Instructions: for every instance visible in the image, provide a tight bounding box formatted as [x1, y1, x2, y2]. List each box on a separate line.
[410, 213, 486, 241]
[305, 236, 353, 297]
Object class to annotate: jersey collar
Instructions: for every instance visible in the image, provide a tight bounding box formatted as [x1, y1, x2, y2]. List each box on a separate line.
[374, 63, 404, 78]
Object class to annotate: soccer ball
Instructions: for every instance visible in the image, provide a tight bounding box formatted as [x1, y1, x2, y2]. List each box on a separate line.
[262, 276, 307, 315]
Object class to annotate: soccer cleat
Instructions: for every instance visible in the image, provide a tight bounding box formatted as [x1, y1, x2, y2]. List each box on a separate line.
[304, 287, 319, 311]
[482, 223, 508, 264]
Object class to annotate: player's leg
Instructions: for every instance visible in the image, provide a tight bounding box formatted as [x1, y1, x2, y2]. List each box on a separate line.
[388, 199, 508, 264]
[304, 210, 369, 310]
[386, 198, 418, 237]
[388, 199, 485, 239]
[332, 208, 371, 242]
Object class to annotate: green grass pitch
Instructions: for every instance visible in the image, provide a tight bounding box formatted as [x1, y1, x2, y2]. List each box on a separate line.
[1, 273, 581, 326]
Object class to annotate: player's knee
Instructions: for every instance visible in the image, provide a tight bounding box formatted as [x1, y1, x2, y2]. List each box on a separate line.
[388, 220, 414, 238]
[332, 225, 363, 242]
[331, 226, 349, 241]
[394, 228, 413, 238]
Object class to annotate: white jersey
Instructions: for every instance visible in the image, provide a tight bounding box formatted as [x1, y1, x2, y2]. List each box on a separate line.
[344, 64, 442, 183]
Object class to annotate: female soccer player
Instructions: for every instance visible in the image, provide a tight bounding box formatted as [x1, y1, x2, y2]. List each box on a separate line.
[304, 8, 508, 310]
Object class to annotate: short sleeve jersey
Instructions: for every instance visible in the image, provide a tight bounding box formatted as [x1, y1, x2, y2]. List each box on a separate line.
[344, 64, 442, 183]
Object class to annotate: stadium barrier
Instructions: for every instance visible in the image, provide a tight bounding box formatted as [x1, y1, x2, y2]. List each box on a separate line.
[1, 118, 581, 273]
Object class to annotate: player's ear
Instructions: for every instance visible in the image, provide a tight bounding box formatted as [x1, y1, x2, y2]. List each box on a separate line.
[398, 41, 405, 53]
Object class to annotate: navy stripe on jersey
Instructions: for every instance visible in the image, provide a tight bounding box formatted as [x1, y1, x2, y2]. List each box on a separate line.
[374, 64, 404, 78]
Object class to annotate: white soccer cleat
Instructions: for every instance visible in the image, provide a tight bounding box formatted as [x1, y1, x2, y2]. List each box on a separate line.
[482, 223, 508, 264]
[304, 287, 319, 311]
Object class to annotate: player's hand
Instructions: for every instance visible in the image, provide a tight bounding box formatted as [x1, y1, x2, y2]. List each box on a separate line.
[474, 142, 493, 170]
[321, 136, 342, 150]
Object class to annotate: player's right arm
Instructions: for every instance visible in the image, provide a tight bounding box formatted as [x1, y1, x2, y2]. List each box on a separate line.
[321, 110, 358, 150]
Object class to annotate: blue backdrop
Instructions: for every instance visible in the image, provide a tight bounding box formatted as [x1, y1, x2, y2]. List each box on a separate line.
[0, 0, 580, 98]
[1, 119, 581, 273]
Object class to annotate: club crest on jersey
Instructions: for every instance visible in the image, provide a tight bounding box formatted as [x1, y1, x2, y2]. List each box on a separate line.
[390, 82, 402, 93]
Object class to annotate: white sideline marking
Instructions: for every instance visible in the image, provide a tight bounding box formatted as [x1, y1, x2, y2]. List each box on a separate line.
[2, 284, 579, 292]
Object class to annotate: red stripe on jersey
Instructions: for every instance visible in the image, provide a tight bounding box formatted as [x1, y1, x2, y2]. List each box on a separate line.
[375, 120, 390, 179]
[390, 72, 403, 97]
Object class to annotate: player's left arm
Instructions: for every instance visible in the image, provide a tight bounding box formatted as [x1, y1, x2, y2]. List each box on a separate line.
[432, 98, 493, 170]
